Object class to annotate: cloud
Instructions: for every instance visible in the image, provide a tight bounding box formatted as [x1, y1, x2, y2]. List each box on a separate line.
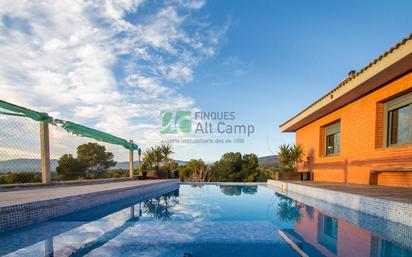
[0, 0, 227, 160]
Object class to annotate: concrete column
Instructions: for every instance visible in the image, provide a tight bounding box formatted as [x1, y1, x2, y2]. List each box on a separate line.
[40, 121, 51, 184]
[44, 237, 54, 257]
[130, 205, 135, 218]
[129, 140, 134, 179]
[137, 148, 142, 176]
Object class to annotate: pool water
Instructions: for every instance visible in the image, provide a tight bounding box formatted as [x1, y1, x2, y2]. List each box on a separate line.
[1, 184, 411, 257]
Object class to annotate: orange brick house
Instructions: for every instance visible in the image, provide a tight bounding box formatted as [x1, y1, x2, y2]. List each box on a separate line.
[280, 34, 412, 187]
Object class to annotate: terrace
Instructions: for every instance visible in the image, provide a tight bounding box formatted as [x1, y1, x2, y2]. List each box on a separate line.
[287, 181, 412, 204]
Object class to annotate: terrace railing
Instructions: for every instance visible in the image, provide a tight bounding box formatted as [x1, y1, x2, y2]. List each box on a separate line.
[0, 100, 140, 185]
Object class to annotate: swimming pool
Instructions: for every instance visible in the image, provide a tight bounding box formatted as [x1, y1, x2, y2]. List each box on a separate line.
[1, 184, 411, 257]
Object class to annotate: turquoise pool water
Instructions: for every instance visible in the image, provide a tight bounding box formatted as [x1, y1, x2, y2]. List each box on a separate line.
[1, 184, 411, 257]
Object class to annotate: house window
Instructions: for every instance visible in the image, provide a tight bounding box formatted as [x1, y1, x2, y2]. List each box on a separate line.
[317, 214, 338, 254]
[323, 216, 338, 239]
[385, 92, 412, 146]
[325, 121, 340, 156]
[371, 236, 412, 257]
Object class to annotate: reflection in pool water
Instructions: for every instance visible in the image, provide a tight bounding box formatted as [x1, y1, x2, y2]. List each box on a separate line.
[275, 193, 304, 224]
[0, 185, 411, 257]
[143, 190, 180, 221]
[219, 185, 258, 196]
[272, 193, 412, 257]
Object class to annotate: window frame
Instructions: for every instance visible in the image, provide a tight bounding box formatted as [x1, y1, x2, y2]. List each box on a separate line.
[383, 92, 412, 147]
[317, 213, 338, 254]
[324, 121, 341, 157]
[323, 216, 338, 239]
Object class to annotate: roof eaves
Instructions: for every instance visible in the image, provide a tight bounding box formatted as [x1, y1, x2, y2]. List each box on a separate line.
[279, 32, 412, 131]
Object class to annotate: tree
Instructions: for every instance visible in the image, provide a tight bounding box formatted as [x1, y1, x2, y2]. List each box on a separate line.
[278, 144, 304, 172]
[167, 161, 178, 171]
[160, 143, 173, 167]
[291, 144, 304, 165]
[56, 143, 117, 180]
[142, 144, 175, 176]
[211, 152, 266, 182]
[213, 152, 243, 182]
[242, 154, 258, 170]
[56, 154, 88, 180]
[0, 172, 41, 184]
[178, 159, 212, 182]
[152, 146, 163, 171]
[241, 154, 259, 181]
[77, 143, 116, 172]
[142, 148, 155, 171]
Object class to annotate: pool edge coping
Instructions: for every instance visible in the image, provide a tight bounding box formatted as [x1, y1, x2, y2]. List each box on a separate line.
[267, 179, 412, 227]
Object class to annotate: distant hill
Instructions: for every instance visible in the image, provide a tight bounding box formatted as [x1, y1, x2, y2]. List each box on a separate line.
[0, 157, 278, 172]
[0, 158, 187, 173]
[173, 160, 187, 166]
[258, 155, 279, 166]
[110, 161, 140, 170]
[0, 159, 59, 173]
[113, 160, 186, 169]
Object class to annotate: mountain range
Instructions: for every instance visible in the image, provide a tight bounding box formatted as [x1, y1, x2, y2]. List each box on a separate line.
[0, 158, 187, 173]
[257, 155, 279, 166]
[0, 156, 277, 173]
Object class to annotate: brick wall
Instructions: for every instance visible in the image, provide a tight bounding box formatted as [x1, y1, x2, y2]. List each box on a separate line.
[296, 72, 412, 187]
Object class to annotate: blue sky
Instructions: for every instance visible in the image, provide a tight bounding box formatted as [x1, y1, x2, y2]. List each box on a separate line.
[1, 0, 412, 162]
[178, 0, 412, 161]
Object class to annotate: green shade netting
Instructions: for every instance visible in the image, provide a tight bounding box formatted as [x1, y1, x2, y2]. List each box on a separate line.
[54, 120, 138, 150]
[0, 100, 52, 122]
[0, 100, 138, 151]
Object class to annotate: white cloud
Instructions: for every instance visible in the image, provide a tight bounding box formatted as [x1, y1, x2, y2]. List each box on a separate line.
[0, 0, 227, 160]
[181, 0, 205, 9]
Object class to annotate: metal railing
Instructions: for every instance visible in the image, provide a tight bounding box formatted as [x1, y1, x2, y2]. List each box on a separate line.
[0, 100, 140, 185]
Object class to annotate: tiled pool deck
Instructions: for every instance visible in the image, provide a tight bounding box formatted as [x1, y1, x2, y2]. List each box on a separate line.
[0, 179, 179, 230]
[291, 181, 412, 204]
[0, 180, 174, 207]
